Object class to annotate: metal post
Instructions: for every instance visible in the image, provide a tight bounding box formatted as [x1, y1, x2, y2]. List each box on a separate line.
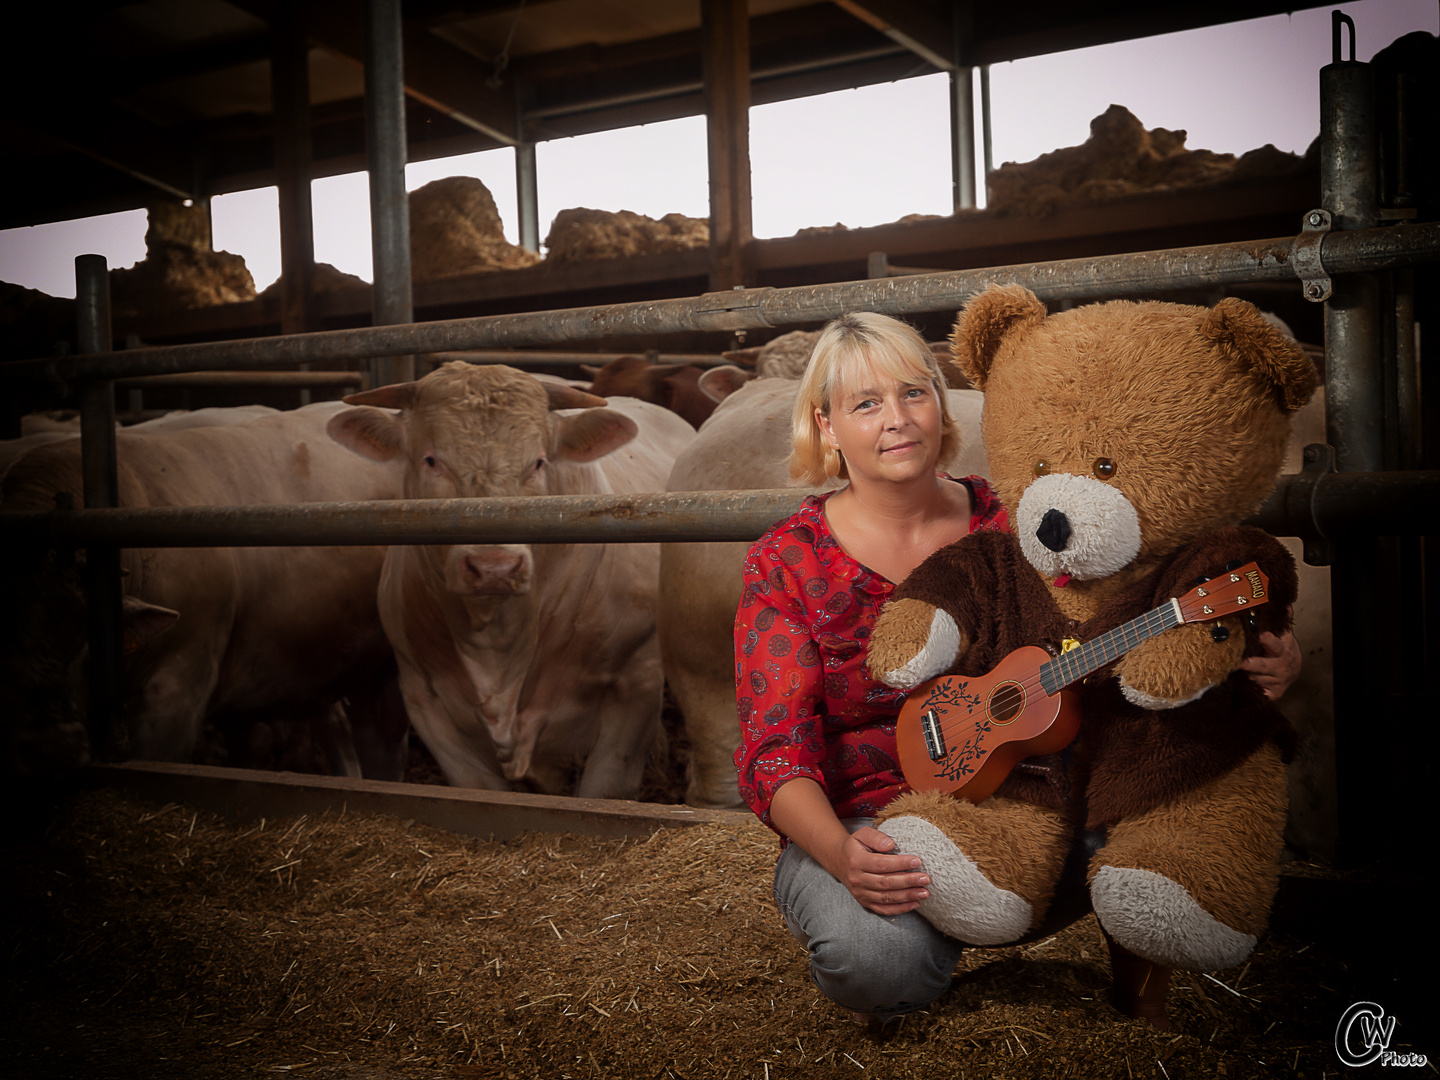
[75, 254, 124, 760]
[1319, 16, 1403, 868]
[365, 0, 415, 387]
[271, 0, 317, 344]
[1321, 51, 1383, 472]
[516, 139, 540, 254]
[950, 66, 976, 211]
[980, 65, 994, 182]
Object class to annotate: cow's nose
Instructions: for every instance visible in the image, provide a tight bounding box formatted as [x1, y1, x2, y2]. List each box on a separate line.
[462, 550, 527, 594]
[1037, 508, 1071, 553]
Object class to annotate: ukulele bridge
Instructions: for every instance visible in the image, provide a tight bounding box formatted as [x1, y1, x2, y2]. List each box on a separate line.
[921, 709, 947, 761]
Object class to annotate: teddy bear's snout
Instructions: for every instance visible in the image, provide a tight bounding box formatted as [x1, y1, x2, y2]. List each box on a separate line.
[1037, 508, 1071, 552]
[1016, 473, 1143, 581]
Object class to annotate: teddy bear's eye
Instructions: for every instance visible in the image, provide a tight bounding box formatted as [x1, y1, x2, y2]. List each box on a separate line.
[1093, 457, 1117, 480]
[1033, 460, 1051, 477]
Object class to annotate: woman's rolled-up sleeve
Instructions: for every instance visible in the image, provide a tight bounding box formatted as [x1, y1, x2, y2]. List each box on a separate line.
[732, 543, 829, 829]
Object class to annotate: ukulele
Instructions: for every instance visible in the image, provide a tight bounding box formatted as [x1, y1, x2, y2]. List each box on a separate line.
[894, 562, 1271, 803]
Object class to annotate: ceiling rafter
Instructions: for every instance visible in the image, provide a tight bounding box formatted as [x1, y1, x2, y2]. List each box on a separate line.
[830, 0, 954, 70]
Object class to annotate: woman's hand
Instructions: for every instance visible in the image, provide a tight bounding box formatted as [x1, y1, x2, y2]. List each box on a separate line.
[829, 826, 931, 916]
[1239, 614, 1301, 701]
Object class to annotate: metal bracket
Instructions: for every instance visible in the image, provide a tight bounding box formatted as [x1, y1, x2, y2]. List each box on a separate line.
[1294, 210, 1333, 303]
[1285, 442, 1338, 565]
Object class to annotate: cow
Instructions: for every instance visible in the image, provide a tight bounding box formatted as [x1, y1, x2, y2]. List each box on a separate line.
[2, 406, 282, 480]
[1, 401, 409, 780]
[579, 356, 716, 430]
[326, 361, 696, 798]
[659, 376, 987, 808]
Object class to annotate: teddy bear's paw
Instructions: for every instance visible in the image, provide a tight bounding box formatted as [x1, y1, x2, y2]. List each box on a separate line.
[1091, 865, 1257, 971]
[1117, 678, 1213, 711]
[867, 600, 963, 690]
[878, 815, 1031, 945]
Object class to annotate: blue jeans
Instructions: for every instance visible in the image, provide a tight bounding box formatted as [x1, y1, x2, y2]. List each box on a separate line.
[772, 818, 966, 1018]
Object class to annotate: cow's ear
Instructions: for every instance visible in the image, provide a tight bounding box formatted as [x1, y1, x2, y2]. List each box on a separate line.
[697, 364, 752, 403]
[122, 596, 179, 654]
[327, 406, 405, 462]
[545, 382, 609, 410]
[578, 364, 601, 381]
[950, 284, 1047, 391]
[553, 409, 639, 463]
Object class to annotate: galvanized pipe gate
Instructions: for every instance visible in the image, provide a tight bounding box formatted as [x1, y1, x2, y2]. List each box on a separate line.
[1, 31, 1436, 862]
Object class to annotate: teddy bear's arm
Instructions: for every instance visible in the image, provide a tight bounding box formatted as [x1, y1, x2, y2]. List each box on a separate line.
[864, 534, 1019, 689]
[867, 597, 972, 690]
[1113, 527, 1298, 710]
[1115, 619, 1247, 709]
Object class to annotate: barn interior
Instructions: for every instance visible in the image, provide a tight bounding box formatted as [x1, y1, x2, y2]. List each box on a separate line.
[2, 2, 1438, 1075]
[4, 0, 1346, 366]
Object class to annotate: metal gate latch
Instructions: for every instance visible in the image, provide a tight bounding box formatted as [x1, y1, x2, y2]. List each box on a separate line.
[1293, 209, 1332, 303]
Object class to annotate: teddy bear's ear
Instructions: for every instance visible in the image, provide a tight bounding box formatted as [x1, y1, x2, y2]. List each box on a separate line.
[949, 285, 1048, 391]
[1201, 298, 1318, 412]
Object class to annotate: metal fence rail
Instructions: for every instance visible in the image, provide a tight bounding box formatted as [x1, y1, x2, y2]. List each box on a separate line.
[3, 221, 1437, 388]
[7, 472, 1439, 550]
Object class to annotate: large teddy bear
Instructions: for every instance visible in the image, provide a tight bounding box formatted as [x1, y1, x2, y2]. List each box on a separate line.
[864, 284, 1316, 1026]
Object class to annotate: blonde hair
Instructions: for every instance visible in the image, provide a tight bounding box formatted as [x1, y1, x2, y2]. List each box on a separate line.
[788, 312, 959, 486]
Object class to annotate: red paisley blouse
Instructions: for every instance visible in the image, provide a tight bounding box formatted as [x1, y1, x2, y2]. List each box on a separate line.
[733, 476, 1009, 834]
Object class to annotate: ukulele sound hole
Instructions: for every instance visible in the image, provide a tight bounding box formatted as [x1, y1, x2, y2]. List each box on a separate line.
[988, 682, 1025, 726]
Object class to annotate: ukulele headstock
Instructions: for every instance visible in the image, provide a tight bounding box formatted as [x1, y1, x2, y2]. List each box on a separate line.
[1176, 562, 1270, 623]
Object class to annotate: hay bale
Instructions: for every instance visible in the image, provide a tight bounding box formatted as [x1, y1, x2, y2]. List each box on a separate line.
[543, 208, 708, 264]
[986, 104, 1307, 216]
[753, 329, 821, 380]
[409, 176, 541, 279]
[258, 261, 369, 299]
[107, 200, 256, 318]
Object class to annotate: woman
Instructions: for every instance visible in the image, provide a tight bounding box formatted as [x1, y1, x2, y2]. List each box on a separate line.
[732, 311, 1300, 1026]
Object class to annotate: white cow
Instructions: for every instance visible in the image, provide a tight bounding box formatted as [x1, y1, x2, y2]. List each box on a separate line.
[660, 376, 987, 807]
[1, 402, 409, 779]
[1, 406, 280, 481]
[327, 362, 696, 798]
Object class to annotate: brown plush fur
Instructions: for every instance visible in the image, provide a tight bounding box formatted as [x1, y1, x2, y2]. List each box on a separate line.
[864, 597, 971, 683]
[1114, 618, 1246, 704]
[878, 791, 1074, 920]
[954, 290, 1314, 592]
[1088, 743, 1288, 937]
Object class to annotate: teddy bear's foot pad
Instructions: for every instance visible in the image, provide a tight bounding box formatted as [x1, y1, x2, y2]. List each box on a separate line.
[878, 815, 1031, 945]
[1091, 865, 1256, 971]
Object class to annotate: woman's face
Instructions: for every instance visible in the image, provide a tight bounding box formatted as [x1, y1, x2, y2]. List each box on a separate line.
[816, 358, 943, 486]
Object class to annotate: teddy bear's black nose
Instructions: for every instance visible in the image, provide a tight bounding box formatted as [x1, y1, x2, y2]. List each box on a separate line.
[1037, 508, 1071, 552]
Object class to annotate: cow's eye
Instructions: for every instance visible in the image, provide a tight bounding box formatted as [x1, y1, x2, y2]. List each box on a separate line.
[534, 458, 547, 471]
[423, 455, 437, 468]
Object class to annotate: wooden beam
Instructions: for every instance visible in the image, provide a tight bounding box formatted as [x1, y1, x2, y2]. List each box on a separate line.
[702, 0, 754, 292]
[81, 761, 749, 842]
[832, 0, 955, 70]
[306, 0, 518, 144]
[271, 2, 318, 337]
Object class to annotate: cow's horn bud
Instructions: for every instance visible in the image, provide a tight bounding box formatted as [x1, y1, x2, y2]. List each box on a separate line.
[545, 383, 608, 411]
[344, 382, 419, 410]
